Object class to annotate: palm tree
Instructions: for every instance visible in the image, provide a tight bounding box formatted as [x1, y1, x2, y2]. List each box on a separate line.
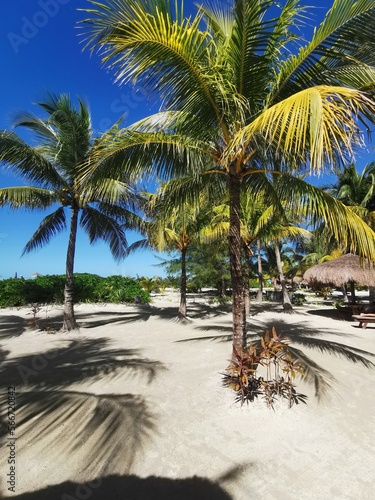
[132, 190, 211, 319]
[81, 0, 375, 353]
[0, 94, 138, 330]
[327, 162, 375, 228]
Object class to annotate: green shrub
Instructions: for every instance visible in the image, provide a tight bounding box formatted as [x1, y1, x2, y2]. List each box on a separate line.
[93, 275, 150, 303]
[0, 278, 28, 307]
[73, 273, 103, 302]
[292, 292, 306, 306]
[0, 274, 150, 307]
[28, 275, 65, 303]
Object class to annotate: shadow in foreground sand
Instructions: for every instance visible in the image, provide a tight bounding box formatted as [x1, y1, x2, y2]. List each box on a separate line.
[11, 474, 233, 500]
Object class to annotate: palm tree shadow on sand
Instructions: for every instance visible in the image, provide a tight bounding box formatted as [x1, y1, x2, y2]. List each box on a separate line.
[13, 302, 232, 332]
[0, 338, 164, 483]
[10, 473, 235, 500]
[183, 316, 375, 399]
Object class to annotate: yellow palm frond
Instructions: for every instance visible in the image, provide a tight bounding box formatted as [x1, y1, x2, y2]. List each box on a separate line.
[229, 86, 374, 173]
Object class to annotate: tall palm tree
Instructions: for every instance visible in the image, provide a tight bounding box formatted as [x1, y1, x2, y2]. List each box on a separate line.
[81, 0, 375, 352]
[0, 94, 137, 330]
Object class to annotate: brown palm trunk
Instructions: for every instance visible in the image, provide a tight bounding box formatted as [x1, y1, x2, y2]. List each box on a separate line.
[274, 241, 293, 312]
[178, 246, 187, 319]
[256, 239, 264, 303]
[62, 206, 79, 331]
[229, 173, 246, 352]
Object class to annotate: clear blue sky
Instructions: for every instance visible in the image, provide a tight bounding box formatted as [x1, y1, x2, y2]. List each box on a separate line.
[0, 1, 373, 280]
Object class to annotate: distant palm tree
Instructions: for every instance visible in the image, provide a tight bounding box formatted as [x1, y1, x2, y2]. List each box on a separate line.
[132, 190, 212, 319]
[81, 0, 375, 353]
[0, 94, 138, 330]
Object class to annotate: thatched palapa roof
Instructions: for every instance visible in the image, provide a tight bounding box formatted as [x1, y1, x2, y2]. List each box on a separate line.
[303, 253, 375, 288]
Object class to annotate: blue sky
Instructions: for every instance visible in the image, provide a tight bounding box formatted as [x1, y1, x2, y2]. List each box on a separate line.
[0, 1, 374, 280]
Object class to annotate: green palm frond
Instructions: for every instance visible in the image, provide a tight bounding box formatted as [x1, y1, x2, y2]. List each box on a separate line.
[0, 186, 56, 209]
[274, 174, 375, 259]
[81, 1, 226, 127]
[0, 131, 66, 189]
[22, 207, 66, 255]
[80, 206, 128, 261]
[273, 0, 375, 101]
[84, 127, 209, 184]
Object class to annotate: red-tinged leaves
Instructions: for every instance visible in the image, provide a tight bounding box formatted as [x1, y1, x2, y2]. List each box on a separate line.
[222, 326, 307, 409]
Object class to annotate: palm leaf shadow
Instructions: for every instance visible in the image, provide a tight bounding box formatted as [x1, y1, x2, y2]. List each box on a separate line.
[183, 319, 375, 399]
[11, 391, 156, 477]
[0, 339, 165, 479]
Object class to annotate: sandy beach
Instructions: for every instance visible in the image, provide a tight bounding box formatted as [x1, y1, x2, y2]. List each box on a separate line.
[0, 297, 375, 499]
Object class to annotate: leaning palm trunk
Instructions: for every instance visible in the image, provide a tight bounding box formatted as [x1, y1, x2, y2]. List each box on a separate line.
[178, 247, 188, 319]
[274, 242, 293, 313]
[256, 239, 264, 303]
[229, 174, 246, 351]
[62, 207, 79, 331]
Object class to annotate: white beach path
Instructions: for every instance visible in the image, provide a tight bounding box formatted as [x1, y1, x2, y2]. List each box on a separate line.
[0, 298, 375, 499]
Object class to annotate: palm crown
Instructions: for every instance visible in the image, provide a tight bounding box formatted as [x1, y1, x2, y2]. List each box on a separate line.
[0, 93, 137, 329]
[81, 0, 375, 349]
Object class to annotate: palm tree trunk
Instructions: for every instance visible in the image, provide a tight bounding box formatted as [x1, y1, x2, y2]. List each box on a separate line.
[62, 206, 79, 331]
[243, 246, 251, 316]
[229, 173, 246, 352]
[178, 246, 187, 319]
[342, 284, 349, 303]
[274, 241, 293, 313]
[256, 239, 264, 303]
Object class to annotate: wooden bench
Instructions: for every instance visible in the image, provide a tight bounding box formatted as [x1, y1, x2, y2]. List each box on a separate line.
[352, 315, 375, 329]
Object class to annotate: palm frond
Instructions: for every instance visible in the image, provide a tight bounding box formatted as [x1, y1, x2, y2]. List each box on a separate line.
[231, 86, 374, 173]
[80, 206, 128, 261]
[273, 0, 375, 101]
[22, 207, 66, 255]
[0, 131, 66, 188]
[80, 1, 227, 128]
[0, 186, 56, 209]
[82, 128, 209, 184]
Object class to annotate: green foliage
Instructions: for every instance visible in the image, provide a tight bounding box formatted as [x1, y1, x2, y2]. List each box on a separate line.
[209, 295, 232, 305]
[94, 275, 150, 304]
[72, 273, 103, 303]
[292, 293, 306, 306]
[27, 275, 66, 304]
[161, 242, 231, 295]
[223, 327, 307, 409]
[0, 274, 150, 308]
[0, 278, 28, 307]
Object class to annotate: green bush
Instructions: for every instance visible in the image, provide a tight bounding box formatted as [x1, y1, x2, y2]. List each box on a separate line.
[94, 275, 150, 303]
[0, 274, 150, 307]
[292, 292, 306, 306]
[73, 273, 103, 303]
[0, 278, 28, 307]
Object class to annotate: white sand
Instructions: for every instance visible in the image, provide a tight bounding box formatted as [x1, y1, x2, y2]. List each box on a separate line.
[0, 298, 375, 499]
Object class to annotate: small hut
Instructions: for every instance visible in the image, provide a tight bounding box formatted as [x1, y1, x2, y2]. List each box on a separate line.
[303, 253, 375, 303]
